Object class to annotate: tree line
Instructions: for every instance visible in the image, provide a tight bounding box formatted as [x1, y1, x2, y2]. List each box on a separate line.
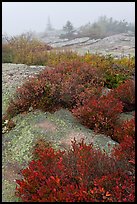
[60, 16, 135, 39]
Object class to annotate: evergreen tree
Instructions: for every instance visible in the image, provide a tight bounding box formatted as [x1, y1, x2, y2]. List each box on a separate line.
[63, 21, 74, 34]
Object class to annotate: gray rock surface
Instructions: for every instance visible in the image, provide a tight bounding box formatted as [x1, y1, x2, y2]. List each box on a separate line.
[40, 32, 135, 57]
[50, 37, 90, 47]
[118, 111, 135, 122]
[2, 63, 47, 114]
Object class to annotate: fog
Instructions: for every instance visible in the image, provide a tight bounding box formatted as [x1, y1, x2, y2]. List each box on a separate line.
[2, 2, 135, 36]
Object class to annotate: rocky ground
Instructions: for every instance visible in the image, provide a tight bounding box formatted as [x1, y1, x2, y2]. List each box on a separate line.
[40, 32, 135, 57]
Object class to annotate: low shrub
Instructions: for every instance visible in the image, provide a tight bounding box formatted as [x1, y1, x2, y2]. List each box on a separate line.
[93, 170, 135, 202]
[112, 135, 135, 183]
[2, 32, 52, 65]
[46, 50, 81, 67]
[15, 138, 135, 202]
[83, 53, 134, 89]
[113, 117, 135, 143]
[114, 56, 135, 76]
[2, 43, 14, 63]
[104, 72, 128, 88]
[109, 79, 135, 112]
[2, 33, 135, 83]
[5, 76, 52, 119]
[112, 135, 135, 166]
[3, 54, 135, 135]
[72, 94, 123, 137]
[5, 60, 104, 119]
[51, 60, 104, 108]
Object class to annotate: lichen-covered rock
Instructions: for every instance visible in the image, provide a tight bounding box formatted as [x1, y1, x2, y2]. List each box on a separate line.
[118, 111, 135, 122]
[2, 109, 118, 202]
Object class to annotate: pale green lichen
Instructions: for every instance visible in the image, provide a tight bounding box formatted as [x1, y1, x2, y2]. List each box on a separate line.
[2, 179, 22, 202]
[2, 82, 19, 115]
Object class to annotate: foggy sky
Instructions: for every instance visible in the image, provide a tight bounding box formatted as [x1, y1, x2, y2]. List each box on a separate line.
[2, 2, 135, 36]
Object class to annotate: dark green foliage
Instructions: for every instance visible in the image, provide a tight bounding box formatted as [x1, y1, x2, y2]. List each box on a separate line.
[104, 73, 128, 88]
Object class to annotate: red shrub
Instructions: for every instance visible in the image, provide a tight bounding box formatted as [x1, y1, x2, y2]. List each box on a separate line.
[5, 60, 104, 119]
[93, 170, 135, 202]
[112, 135, 135, 166]
[72, 94, 123, 136]
[41, 60, 104, 109]
[6, 75, 53, 118]
[109, 79, 135, 112]
[113, 117, 135, 142]
[15, 138, 135, 202]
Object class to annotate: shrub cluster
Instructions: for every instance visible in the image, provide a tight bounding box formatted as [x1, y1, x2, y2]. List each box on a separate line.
[2, 33, 135, 87]
[2, 43, 14, 63]
[72, 79, 135, 141]
[113, 117, 135, 143]
[46, 50, 81, 67]
[5, 60, 104, 119]
[2, 33, 52, 65]
[4, 57, 135, 142]
[108, 79, 135, 112]
[72, 94, 123, 137]
[15, 138, 135, 202]
[5, 76, 53, 119]
[83, 53, 134, 88]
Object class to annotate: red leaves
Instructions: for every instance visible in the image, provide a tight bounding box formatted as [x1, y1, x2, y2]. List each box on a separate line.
[109, 79, 135, 112]
[50, 176, 60, 185]
[112, 135, 135, 164]
[72, 94, 123, 137]
[15, 138, 135, 202]
[5, 60, 104, 119]
[113, 117, 135, 142]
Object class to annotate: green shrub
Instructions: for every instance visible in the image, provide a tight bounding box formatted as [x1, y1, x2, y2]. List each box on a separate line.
[104, 73, 128, 88]
[2, 44, 14, 63]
